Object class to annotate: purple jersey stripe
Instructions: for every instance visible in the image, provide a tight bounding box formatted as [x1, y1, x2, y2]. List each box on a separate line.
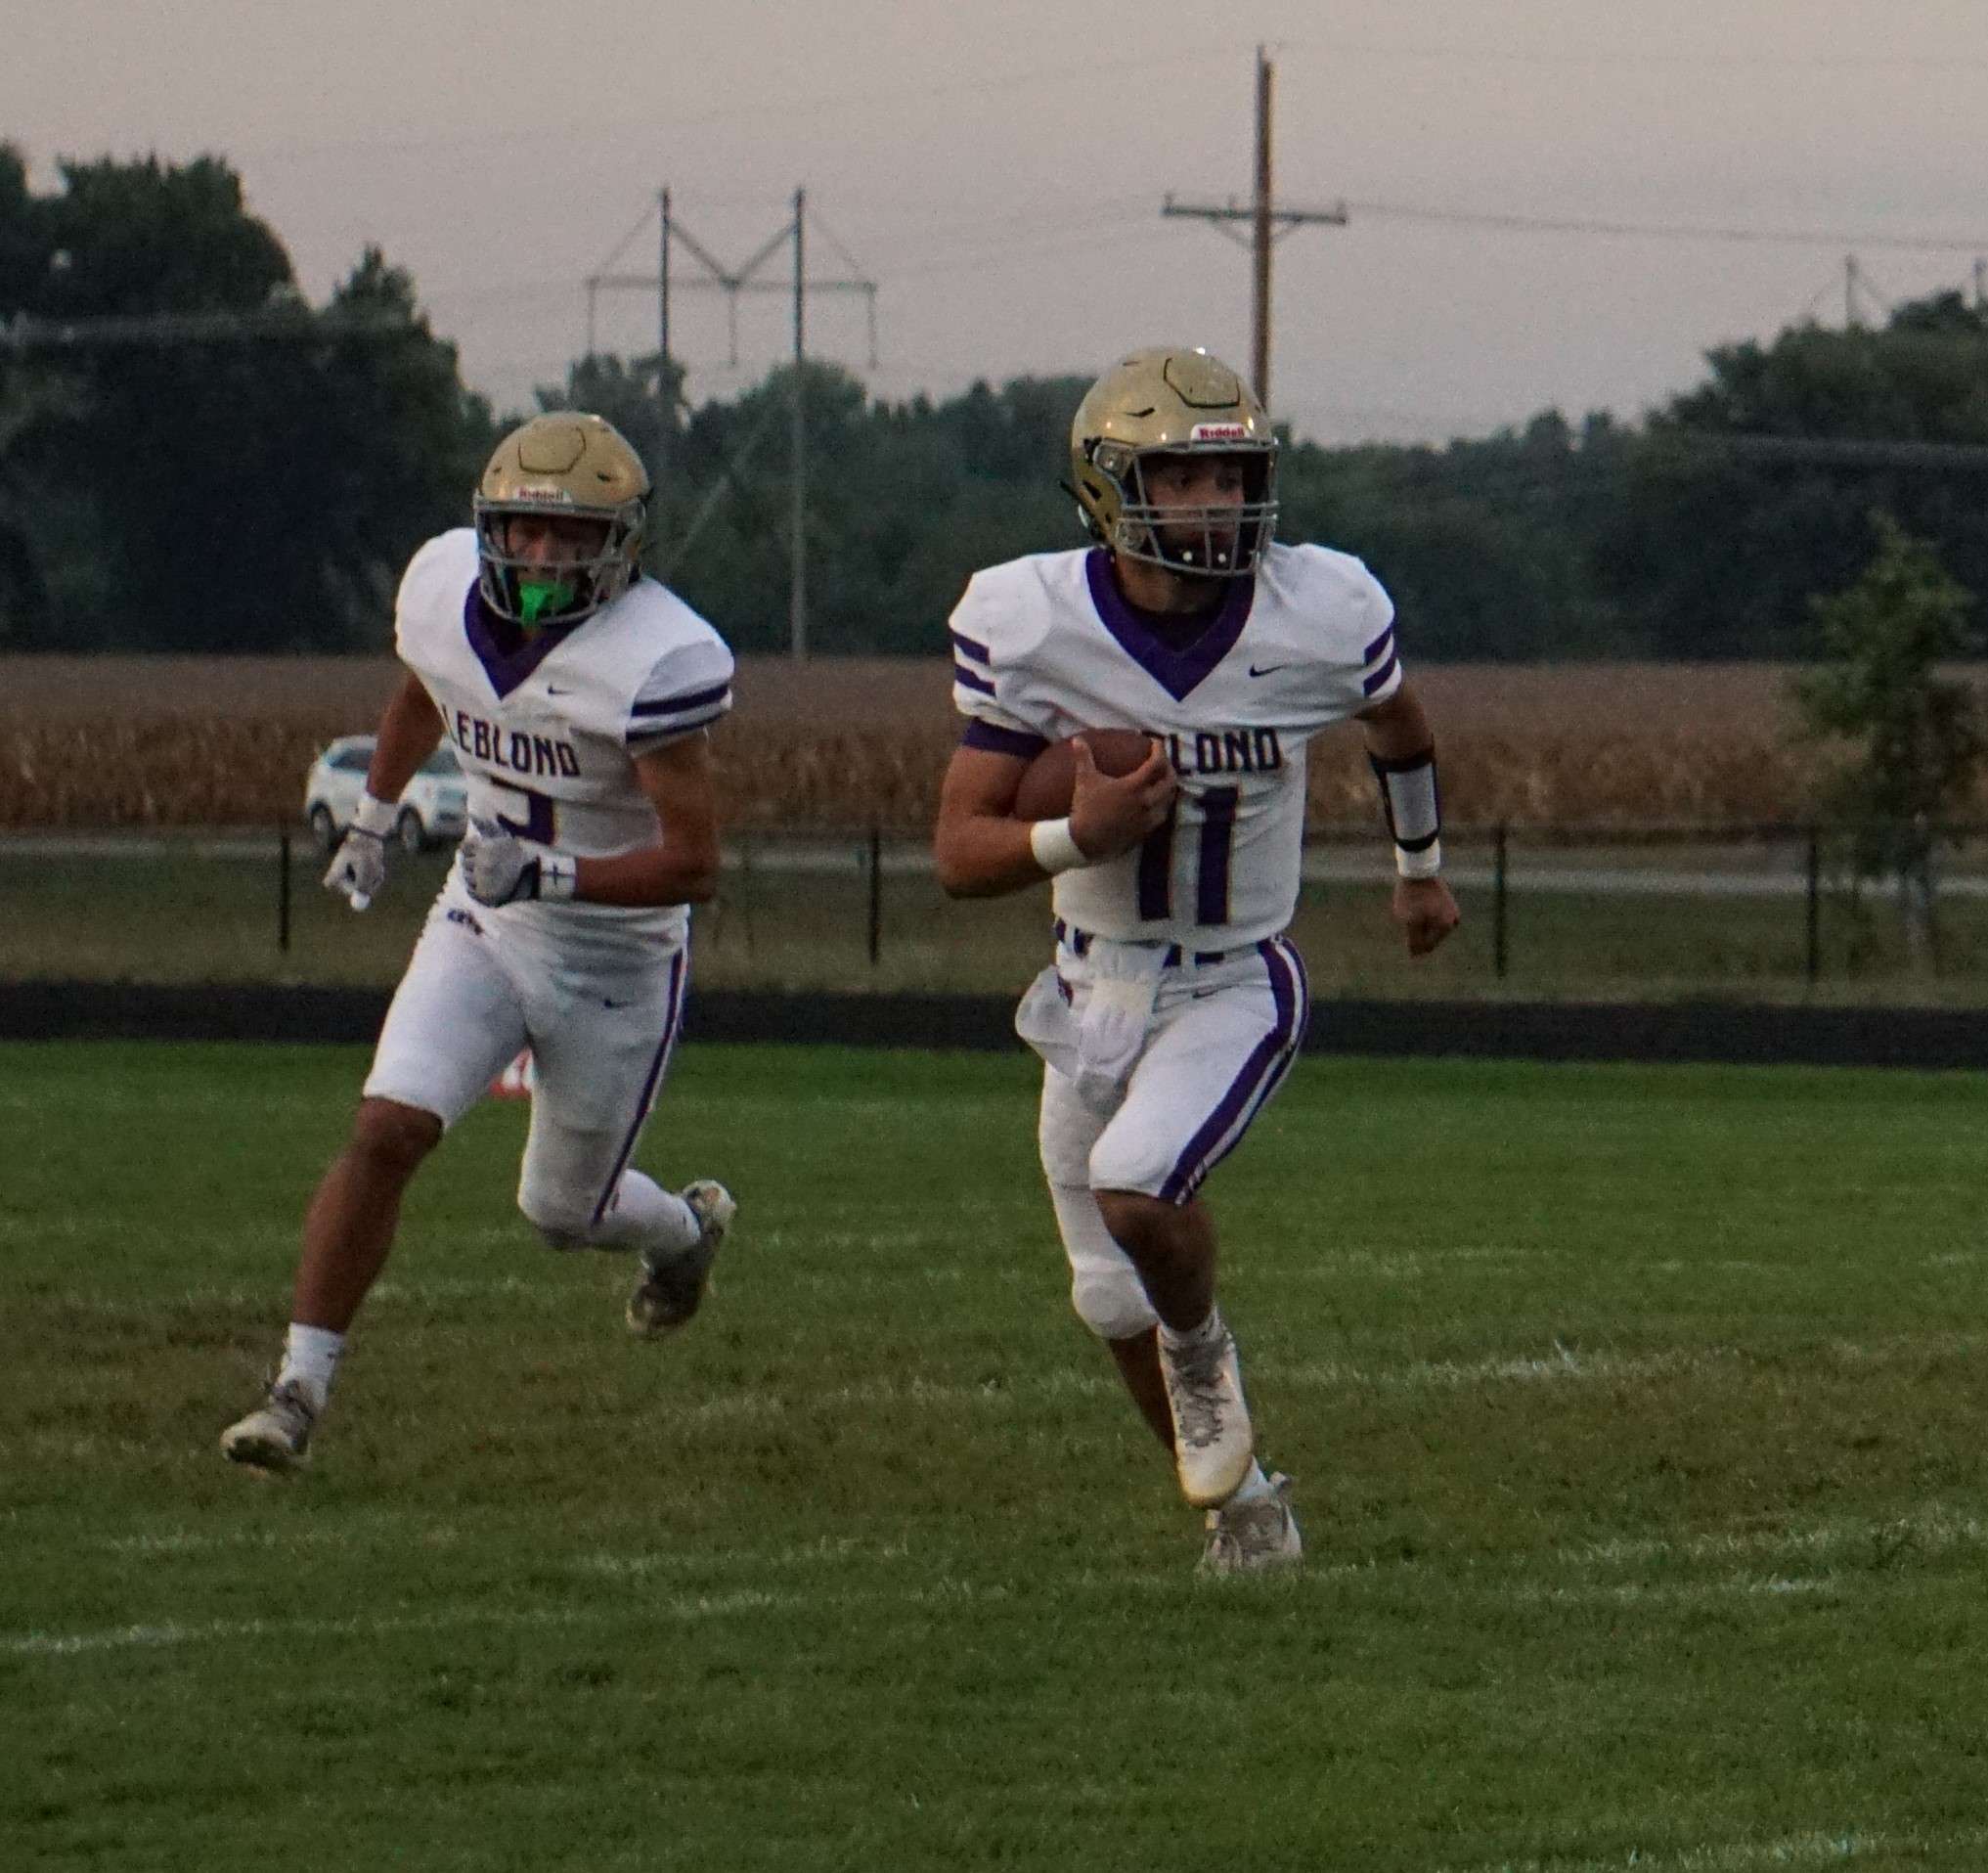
[952, 661, 996, 698]
[960, 719, 1048, 759]
[1361, 648, 1400, 697]
[1158, 939, 1304, 1205]
[625, 702, 728, 743]
[631, 681, 731, 719]
[1362, 623, 1395, 664]
[950, 629, 991, 666]
[589, 947, 688, 1228]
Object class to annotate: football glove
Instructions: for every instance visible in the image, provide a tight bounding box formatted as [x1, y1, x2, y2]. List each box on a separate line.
[322, 794, 397, 912]
[460, 817, 577, 907]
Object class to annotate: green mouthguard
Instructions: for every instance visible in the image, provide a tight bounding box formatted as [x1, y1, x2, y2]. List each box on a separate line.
[517, 579, 576, 627]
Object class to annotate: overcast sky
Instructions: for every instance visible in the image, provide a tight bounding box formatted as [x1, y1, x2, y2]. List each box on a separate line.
[10, 1, 1987, 444]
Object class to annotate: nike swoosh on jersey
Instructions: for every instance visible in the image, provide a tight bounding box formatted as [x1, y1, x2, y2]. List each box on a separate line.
[1248, 662, 1294, 678]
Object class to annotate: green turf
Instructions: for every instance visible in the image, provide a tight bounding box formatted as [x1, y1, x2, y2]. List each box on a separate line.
[4, 1043, 1988, 1870]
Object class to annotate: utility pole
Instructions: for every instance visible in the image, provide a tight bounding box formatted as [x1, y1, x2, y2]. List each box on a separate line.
[1846, 253, 1861, 327]
[1163, 44, 1346, 412]
[1252, 48, 1272, 404]
[791, 187, 807, 662]
[1973, 256, 1985, 311]
[657, 188, 673, 469]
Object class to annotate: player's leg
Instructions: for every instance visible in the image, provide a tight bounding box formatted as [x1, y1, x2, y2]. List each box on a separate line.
[291, 1098, 441, 1331]
[221, 906, 526, 1471]
[1038, 1064, 1174, 1449]
[515, 944, 729, 1335]
[1089, 939, 1308, 1539]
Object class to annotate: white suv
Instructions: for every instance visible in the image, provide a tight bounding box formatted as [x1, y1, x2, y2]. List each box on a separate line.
[304, 736, 469, 853]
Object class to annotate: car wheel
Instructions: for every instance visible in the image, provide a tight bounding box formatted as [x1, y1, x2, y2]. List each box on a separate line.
[308, 805, 338, 853]
[395, 809, 427, 854]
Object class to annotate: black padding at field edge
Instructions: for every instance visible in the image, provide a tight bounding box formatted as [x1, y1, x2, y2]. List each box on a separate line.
[4, 982, 1988, 1070]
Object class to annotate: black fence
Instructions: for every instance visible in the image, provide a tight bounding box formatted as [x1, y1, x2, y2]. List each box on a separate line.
[9, 820, 1988, 1003]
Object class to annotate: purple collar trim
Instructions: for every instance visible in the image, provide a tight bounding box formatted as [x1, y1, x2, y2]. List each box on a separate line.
[1083, 550, 1255, 702]
[463, 580, 584, 700]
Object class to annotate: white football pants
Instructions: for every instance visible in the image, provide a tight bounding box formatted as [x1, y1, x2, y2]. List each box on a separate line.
[364, 886, 689, 1241]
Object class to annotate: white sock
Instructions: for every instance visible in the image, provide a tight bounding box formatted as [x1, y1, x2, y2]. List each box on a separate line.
[589, 1170, 699, 1257]
[1222, 1461, 1274, 1506]
[278, 1324, 343, 1412]
[1158, 1306, 1226, 1355]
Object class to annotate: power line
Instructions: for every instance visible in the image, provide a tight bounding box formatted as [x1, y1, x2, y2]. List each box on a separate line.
[1342, 199, 1988, 255]
[1285, 35, 1988, 74]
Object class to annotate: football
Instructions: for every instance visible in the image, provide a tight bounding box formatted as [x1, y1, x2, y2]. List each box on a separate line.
[1011, 728, 1161, 822]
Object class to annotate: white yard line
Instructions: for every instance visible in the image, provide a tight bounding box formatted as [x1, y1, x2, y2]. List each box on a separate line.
[9, 1545, 1955, 1664]
[1435, 1823, 1988, 1872]
[3, 1589, 795, 1659]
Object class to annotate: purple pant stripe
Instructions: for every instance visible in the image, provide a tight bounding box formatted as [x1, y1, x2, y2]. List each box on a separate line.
[1174, 939, 1308, 1202]
[1158, 938, 1304, 1205]
[590, 947, 687, 1228]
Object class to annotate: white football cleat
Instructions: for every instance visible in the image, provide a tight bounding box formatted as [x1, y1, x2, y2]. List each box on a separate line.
[1161, 1321, 1255, 1508]
[1200, 1473, 1303, 1576]
[219, 1379, 318, 1473]
[626, 1180, 736, 1338]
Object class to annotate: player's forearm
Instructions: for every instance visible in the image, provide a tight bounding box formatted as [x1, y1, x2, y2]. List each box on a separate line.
[1359, 678, 1443, 879]
[1357, 678, 1435, 762]
[364, 677, 446, 802]
[933, 814, 1059, 898]
[571, 840, 721, 908]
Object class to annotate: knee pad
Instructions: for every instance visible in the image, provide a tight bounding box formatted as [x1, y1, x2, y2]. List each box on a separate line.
[1049, 1182, 1157, 1341]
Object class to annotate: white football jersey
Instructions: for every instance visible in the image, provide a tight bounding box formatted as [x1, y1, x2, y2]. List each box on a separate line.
[396, 527, 733, 946]
[950, 543, 1400, 949]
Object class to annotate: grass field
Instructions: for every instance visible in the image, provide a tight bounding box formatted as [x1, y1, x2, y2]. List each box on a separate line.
[5, 1042, 1988, 1870]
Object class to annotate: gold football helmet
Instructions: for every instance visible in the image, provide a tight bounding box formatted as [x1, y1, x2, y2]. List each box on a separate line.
[473, 412, 650, 628]
[1069, 347, 1277, 577]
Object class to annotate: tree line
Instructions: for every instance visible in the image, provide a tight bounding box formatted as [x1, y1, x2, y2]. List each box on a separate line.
[6, 147, 1988, 662]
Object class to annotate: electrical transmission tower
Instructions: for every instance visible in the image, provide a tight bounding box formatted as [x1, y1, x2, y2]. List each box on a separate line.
[584, 191, 877, 659]
[1162, 44, 1347, 414]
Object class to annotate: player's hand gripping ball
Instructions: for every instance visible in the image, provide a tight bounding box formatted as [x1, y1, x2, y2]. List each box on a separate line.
[1010, 728, 1163, 821]
[459, 817, 544, 907]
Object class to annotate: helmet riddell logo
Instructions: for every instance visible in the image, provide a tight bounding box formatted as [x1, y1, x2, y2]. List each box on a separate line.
[1190, 423, 1249, 442]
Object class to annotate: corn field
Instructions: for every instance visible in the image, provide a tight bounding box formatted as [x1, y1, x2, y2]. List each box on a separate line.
[0, 654, 1938, 833]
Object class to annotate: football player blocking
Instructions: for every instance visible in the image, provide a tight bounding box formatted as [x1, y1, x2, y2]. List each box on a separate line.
[933, 347, 1461, 1573]
[221, 414, 738, 1473]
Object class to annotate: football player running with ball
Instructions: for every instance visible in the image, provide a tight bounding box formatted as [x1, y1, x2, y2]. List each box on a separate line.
[933, 348, 1460, 1572]
[221, 414, 737, 1473]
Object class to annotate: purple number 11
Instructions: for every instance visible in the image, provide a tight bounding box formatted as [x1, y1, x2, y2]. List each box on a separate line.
[1136, 786, 1239, 926]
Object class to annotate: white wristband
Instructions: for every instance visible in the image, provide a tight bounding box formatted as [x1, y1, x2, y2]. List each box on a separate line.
[1029, 817, 1087, 875]
[538, 852, 579, 901]
[352, 792, 398, 838]
[1395, 838, 1441, 880]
